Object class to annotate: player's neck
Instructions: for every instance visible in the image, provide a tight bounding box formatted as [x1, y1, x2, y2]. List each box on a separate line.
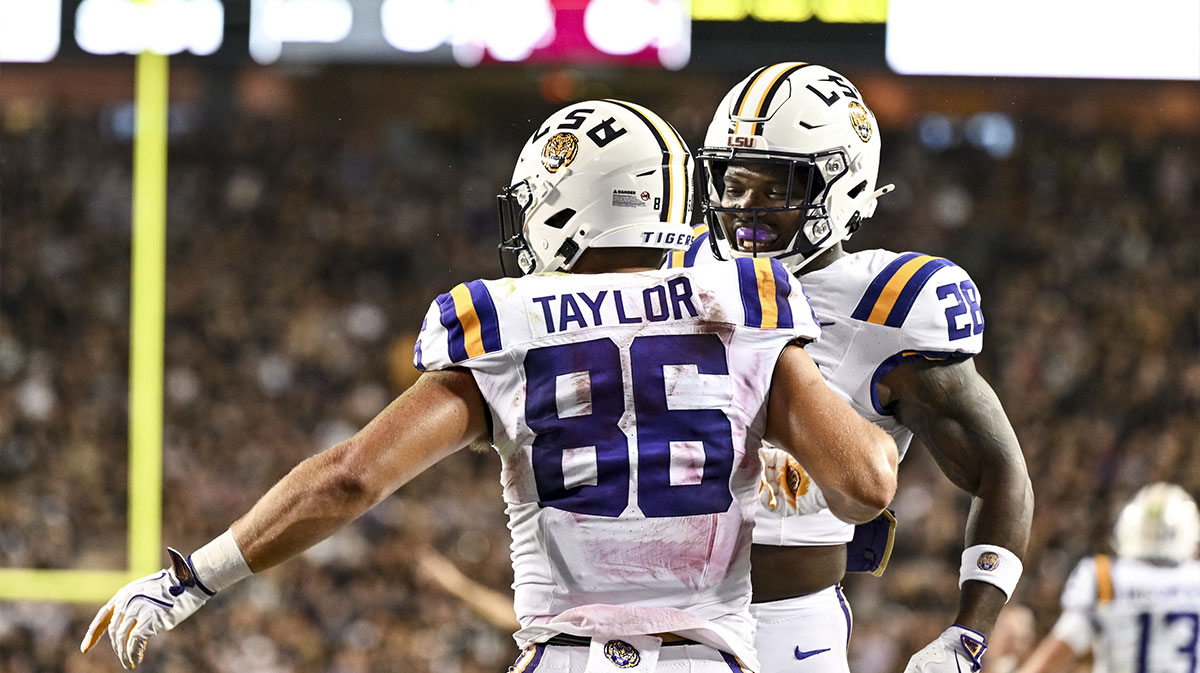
[798, 244, 846, 275]
[569, 248, 663, 274]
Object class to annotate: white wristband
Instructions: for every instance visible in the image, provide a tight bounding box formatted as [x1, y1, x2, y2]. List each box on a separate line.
[959, 544, 1022, 601]
[188, 529, 253, 594]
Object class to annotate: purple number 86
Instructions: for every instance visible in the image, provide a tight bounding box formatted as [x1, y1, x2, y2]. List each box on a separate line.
[524, 333, 736, 518]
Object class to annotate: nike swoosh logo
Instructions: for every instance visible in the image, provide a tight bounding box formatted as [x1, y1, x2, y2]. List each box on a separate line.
[794, 647, 830, 661]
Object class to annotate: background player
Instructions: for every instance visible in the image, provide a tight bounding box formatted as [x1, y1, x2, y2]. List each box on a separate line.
[80, 100, 898, 671]
[667, 62, 1034, 673]
[1016, 483, 1200, 673]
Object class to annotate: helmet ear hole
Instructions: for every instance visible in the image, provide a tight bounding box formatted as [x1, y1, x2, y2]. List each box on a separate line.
[544, 208, 577, 230]
[846, 180, 867, 199]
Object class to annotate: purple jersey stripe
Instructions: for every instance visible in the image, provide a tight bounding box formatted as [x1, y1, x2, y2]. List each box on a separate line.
[435, 292, 468, 363]
[512, 644, 546, 672]
[464, 280, 503, 353]
[735, 257, 763, 327]
[414, 317, 427, 371]
[850, 252, 923, 321]
[683, 231, 710, 266]
[882, 258, 955, 327]
[869, 349, 966, 414]
[721, 651, 750, 672]
[769, 257, 794, 329]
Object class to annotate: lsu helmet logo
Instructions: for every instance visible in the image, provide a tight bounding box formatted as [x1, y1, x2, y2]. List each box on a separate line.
[541, 132, 579, 173]
[977, 551, 1000, 571]
[847, 100, 873, 143]
[603, 639, 641, 668]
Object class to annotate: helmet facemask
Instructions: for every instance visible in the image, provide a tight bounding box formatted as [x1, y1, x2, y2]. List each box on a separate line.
[497, 178, 580, 277]
[700, 62, 894, 273]
[701, 149, 853, 269]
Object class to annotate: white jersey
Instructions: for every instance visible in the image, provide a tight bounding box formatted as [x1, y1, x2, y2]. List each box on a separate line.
[669, 233, 985, 545]
[1052, 555, 1200, 673]
[416, 260, 820, 667]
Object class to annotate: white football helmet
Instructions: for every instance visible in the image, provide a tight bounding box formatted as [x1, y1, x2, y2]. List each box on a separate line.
[699, 62, 893, 271]
[498, 100, 695, 275]
[1113, 483, 1200, 563]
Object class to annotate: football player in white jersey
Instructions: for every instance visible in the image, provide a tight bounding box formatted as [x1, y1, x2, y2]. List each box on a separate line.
[1018, 483, 1200, 673]
[81, 100, 898, 672]
[665, 62, 1034, 673]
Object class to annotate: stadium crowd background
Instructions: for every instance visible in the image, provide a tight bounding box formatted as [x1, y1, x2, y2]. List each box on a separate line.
[1, 65, 1197, 672]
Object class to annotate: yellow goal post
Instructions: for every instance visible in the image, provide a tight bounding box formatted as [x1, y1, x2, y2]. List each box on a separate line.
[0, 49, 169, 603]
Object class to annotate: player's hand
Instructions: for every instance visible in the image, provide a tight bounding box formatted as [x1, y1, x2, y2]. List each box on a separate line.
[757, 446, 826, 515]
[904, 625, 988, 673]
[80, 548, 213, 669]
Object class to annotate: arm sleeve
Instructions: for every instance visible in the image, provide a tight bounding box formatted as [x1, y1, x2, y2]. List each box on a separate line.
[899, 261, 986, 356]
[414, 280, 506, 372]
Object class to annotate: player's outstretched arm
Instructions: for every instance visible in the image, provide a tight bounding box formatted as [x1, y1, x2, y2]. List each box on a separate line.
[1014, 633, 1080, 673]
[80, 368, 489, 669]
[883, 357, 1033, 672]
[765, 344, 898, 524]
[231, 368, 488, 570]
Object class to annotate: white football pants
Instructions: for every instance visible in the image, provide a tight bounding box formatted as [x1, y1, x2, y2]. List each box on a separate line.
[749, 586, 852, 673]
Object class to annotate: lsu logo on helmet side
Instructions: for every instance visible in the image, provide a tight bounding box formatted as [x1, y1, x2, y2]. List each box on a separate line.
[541, 132, 579, 173]
[847, 100, 873, 143]
[603, 639, 641, 668]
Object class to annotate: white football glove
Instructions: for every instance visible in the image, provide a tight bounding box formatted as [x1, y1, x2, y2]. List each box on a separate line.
[904, 625, 988, 673]
[757, 446, 827, 516]
[80, 548, 213, 669]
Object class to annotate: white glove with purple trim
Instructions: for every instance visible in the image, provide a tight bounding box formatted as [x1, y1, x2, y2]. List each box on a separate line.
[80, 548, 213, 669]
[904, 625, 988, 673]
[757, 446, 827, 515]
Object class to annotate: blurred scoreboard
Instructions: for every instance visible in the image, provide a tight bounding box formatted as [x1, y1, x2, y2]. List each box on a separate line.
[250, 0, 691, 68]
[6, 0, 1192, 80]
[0, 0, 692, 68]
[0, 0, 887, 68]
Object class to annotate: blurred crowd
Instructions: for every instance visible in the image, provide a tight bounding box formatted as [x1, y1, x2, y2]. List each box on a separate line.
[1, 75, 1196, 672]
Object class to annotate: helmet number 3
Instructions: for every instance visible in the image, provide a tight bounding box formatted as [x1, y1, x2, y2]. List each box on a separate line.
[806, 75, 862, 107]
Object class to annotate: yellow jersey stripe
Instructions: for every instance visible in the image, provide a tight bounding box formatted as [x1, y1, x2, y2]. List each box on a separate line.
[511, 647, 537, 673]
[865, 254, 937, 325]
[754, 257, 779, 329]
[1095, 554, 1114, 604]
[450, 283, 486, 359]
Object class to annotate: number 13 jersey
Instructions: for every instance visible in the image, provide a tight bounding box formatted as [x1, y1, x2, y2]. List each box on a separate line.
[416, 259, 819, 666]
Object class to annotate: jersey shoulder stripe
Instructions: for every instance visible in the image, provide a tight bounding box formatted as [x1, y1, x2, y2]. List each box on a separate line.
[851, 252, 955, 327]
[1094, 554, 1114, 604]
[735, 257, 793, 329]
[434, 280, 502, 363]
